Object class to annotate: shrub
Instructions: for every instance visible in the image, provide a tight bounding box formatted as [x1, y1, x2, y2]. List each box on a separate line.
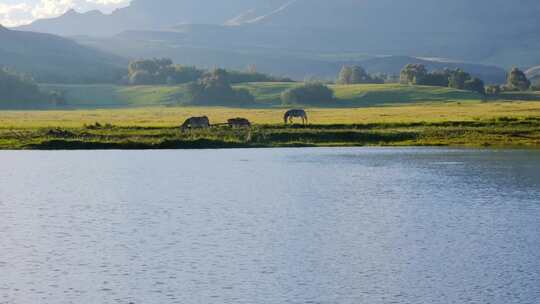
[464, 77, 485, 95]
[281, 82, 334, 106]
[184, 69, 255, 106]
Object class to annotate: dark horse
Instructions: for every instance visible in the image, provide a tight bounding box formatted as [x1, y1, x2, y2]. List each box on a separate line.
[284, 109, 308, 125]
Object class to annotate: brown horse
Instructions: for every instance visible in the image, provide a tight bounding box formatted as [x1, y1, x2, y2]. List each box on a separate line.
[181, 116, 210, 132]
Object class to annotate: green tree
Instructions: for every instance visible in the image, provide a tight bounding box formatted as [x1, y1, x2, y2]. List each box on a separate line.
[128, 58, 203, 85]
[423, 69, 451, 87]
[338, 65, 376, 84]
[506, 67, 530, 91]
[464, 77, 485, 95]
[185, 69, 254, 106]
[448, 69, 471, 90]
[349, 65, 370, 83]
[281, 82, 334, 106]
[400, 64, 428, 85]
[337, 66, 353, 84]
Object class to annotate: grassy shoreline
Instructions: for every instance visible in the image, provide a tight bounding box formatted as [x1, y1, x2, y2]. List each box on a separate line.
[1, 102, 539, 150]
[1, 118, 539, 150]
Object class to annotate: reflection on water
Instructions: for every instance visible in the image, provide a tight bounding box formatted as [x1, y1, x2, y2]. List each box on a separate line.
[0, 148, 539, 304]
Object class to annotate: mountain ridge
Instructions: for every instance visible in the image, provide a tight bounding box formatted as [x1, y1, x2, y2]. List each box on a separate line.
[0, 26, 125, 83]
[9, 0, 540, 76]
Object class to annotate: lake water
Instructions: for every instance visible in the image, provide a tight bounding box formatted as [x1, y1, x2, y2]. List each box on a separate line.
[0, 148, 539, 304]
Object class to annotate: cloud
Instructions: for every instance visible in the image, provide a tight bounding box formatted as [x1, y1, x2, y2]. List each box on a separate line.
[0, 0, 130, 27]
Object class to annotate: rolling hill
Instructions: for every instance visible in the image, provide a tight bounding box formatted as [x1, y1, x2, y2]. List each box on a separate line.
[39, 83, 484, 108]
[0, 26, 125, 83]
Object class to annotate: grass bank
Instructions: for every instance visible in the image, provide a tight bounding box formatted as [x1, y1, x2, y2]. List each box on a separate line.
[1, 119, 538, 150]
[1, 102, 539, 149]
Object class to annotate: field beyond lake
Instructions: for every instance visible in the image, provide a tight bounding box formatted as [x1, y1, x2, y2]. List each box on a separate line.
[1, 102, 539, 149]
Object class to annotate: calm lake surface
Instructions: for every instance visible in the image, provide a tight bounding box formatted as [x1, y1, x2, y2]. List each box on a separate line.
[0, 148, 539, 304]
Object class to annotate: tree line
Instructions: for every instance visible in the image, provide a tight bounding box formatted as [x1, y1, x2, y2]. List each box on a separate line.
[125, 58, 292, 86]
[280, 63, 538, 106]
[399, 64, 534, 95]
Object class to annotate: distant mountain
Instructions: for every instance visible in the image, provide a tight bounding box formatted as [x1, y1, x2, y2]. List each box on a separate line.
[77, 28, 507, 83]
[16, 0, 285, 36]
[12, 0, 540, 73]
[0, 26, 125, 83]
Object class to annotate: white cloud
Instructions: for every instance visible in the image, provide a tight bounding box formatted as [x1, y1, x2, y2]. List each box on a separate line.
[0, 0, 130, 27]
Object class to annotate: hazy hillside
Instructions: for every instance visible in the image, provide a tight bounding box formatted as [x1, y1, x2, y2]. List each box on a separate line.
[0, 26, 125, 83]
[16, 0, 285, 36]
[77, 28, 507, 83]
[12, 0, 540, 74]
[19, 0, 540, 35]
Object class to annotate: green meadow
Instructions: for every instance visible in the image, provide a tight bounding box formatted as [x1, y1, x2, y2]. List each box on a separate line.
[40, 83, 486, 108]
[1, 102, 539, 149]
[0, 83, 534, 149]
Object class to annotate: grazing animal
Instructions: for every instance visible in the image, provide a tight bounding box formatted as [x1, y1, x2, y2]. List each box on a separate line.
[228, 118, 251, 128]
[181, 116, 210, 131]
[284, 109, 308, 125]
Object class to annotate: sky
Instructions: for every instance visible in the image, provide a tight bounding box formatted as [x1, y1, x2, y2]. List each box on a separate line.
[0, 0, 131, 26]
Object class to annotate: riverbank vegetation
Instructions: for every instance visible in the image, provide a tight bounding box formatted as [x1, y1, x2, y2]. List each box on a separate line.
[0, 102, 538, 149]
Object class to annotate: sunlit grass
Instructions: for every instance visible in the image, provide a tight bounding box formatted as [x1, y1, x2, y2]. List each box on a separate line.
[40, 83, 489, 108]
[1, 101, 538, 129]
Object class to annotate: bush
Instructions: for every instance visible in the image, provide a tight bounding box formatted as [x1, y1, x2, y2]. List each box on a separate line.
[281, 82, 334, 106]
[184, 69, 254, 106]
[464, 77, 485, 95]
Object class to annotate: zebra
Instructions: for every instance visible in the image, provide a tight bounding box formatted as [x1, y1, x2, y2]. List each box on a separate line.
[227, 118, 251, 128]
[181, 116, 210, 132]
[284, 109, 308, 125]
